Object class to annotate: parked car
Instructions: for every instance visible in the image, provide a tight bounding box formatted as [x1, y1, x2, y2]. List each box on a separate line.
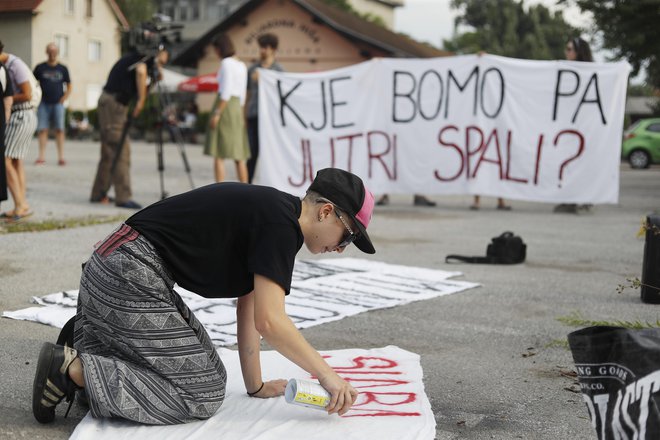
[621, 118, 660, 169]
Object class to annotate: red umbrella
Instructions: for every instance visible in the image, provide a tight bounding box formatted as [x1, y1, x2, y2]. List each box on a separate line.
[177, 73, 219, 93]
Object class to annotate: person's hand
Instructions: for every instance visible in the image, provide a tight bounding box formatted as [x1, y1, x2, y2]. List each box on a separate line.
[132, 104, 143, 118]
[210, 113, 220, 129]
[250, 379, 288, 398]
[318, 372, 358, 416]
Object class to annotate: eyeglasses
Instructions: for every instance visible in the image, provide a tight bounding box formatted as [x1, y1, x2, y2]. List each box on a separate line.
[315, 198, 360, 249]
[334, 209, 358, 249]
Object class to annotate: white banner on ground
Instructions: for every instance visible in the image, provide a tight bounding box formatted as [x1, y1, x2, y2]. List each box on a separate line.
[70, 346, 436, 440]
[3, 258, 479, 346]
[258, 55, 630, 204]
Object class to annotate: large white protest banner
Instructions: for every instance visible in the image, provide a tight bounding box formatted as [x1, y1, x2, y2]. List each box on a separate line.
[258, 55, 630, 203]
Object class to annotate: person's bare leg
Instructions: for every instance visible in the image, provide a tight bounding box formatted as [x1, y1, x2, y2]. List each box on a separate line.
[4, 157, 18, 216]
[36, 130, 48, 163]
[68, 358, 86, 388]
[14, 159, 30, 215]
[55, 129, 66, 164]
[214, 158, 225, 182]
[497, 198, 511, 210]
[5, 157, 24, 216]
[471, 195, 480, 209]
[236, 160, 248, 183]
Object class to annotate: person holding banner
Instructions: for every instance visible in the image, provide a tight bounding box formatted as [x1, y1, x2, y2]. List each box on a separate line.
[245, 33, 283, 183]
[376, 194, 437, 207]
[206, 34, 250, 183]
[470, 195, 511, 211]
[32, 167, 373, 425]
[554, 37, 594, 214]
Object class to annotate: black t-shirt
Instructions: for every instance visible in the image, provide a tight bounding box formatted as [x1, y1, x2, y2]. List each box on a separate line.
[126, 183, 303, 298]
[33, 62, 70, 104]
[103, 52, 144, 105]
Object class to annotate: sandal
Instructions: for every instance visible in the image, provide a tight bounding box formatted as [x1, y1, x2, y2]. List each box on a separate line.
[8, 211, 33, 222]
[32, 342, 79, 423]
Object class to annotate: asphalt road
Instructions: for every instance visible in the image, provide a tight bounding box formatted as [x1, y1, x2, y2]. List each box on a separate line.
[1, 138, 659, 439]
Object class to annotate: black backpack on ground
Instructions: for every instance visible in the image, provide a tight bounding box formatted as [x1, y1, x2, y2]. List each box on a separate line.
[446, 231, 526, 264]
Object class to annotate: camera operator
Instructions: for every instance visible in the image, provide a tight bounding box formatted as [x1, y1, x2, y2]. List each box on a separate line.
[89, 44, 169, 210]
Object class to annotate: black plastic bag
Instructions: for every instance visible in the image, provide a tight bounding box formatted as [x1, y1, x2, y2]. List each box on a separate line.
[568, 326, 660, 439]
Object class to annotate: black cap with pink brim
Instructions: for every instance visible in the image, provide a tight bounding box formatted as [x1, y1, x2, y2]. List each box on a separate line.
[308, 168, 376, 254]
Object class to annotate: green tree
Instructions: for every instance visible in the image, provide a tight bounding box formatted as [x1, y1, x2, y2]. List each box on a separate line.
[445, 0, 577, 59]
[561, 0, 660, 88]
[114, 0, 157, 53]
[319, 0, 386, 27]
[115, 0, 155, 26]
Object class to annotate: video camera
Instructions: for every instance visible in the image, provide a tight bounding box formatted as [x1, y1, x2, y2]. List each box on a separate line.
[128, 14, 183, 80]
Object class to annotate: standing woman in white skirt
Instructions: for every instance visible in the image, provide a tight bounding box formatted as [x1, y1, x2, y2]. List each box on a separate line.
[205, 34, 250, 183]
[0, 41, 38, 221]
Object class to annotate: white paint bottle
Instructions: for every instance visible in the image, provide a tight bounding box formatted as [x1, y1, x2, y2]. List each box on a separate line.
[285, 379, 330, 411]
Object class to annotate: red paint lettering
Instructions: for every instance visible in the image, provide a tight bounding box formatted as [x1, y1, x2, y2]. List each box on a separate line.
[504, 130, 528, 184]
[367, 130, 397, 180]
[434, 125, 463, 181]
[472, 128, 504, 179]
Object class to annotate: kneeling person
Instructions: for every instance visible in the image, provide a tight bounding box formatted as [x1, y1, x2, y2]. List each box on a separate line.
[32, 168, 375, 424]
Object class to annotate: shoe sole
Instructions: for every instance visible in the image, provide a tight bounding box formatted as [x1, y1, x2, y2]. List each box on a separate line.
[32, 342, 57, 423]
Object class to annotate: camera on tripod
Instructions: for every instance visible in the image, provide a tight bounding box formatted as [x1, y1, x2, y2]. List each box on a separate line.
[128, 14, 183, 81]
[125, 15, 194, 200]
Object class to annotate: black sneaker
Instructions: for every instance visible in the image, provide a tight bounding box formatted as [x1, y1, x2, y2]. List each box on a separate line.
[413, 195, 436, 207]
[553, 203, 578, 214]
[116, 200, 142, 209]
[32, 342, 79, 423]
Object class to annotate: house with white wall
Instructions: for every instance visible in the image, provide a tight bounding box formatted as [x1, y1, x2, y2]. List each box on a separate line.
[0, 0, 129, 110]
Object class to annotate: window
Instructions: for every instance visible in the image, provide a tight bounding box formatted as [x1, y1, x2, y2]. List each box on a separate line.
[86, 0, 93, 18]
[64, 0, 74, 14]
[88, 40, 102, 62]
[179, 5, 188, 21]
[159, 0, 176, 19]
[190, 0, 199, 19]
[86, 84, 103, 110]
[647, 123, 660, 133]
[55, 34, 69, 57]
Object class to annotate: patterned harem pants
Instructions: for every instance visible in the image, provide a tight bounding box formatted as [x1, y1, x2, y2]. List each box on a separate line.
[73, 224, 227, 424]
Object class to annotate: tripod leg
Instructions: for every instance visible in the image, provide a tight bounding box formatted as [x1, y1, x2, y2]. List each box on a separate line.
[169, 123, 195, 190]
[156, 123, 168, 200]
